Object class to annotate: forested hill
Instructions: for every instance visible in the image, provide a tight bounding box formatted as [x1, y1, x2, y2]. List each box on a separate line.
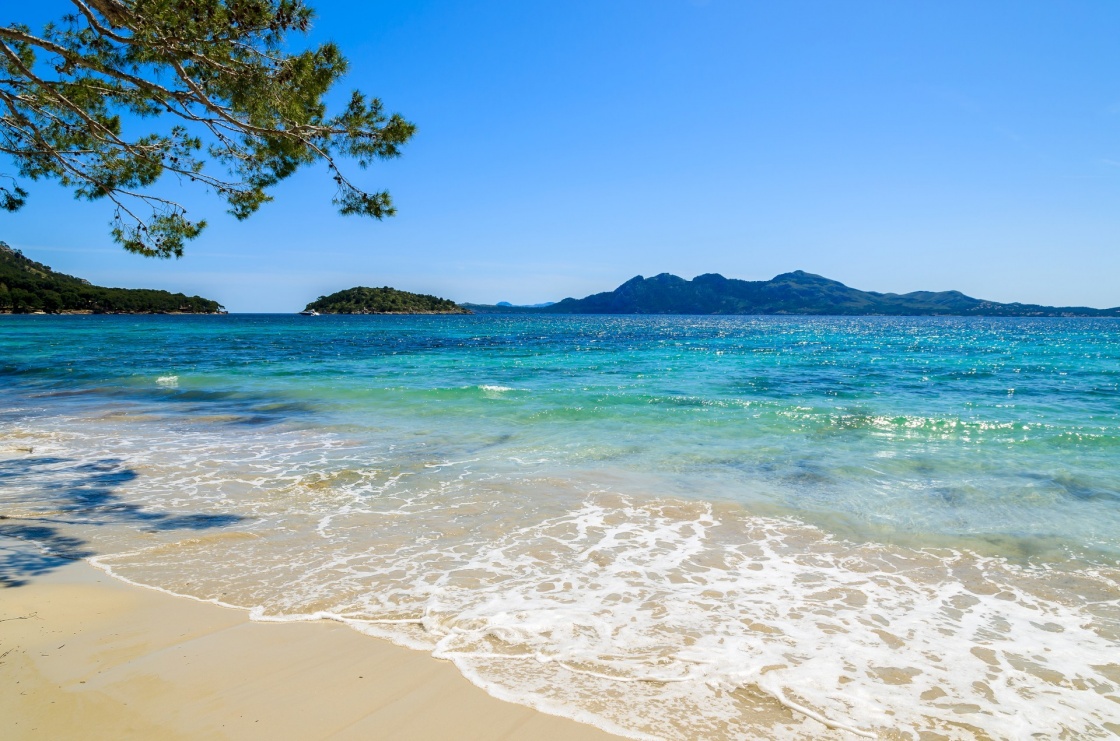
[0, 242, 223, 314]
[541, 271, 1120, 317]
[304, 286, 470, 314]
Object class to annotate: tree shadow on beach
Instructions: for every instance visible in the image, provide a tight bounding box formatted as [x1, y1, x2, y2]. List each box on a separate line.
[0, 456, 245, 588]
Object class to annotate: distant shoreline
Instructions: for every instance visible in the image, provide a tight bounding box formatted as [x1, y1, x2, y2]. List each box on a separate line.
[5, 311, 1119, 318]
[0, 310, 225, 315]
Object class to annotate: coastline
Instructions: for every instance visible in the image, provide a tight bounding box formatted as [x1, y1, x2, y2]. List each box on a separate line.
[0, 536, 621, 741]
[0, 310, 225, 315]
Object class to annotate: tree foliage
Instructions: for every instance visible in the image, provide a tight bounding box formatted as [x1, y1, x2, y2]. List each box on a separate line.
[0, 0, 415, 257]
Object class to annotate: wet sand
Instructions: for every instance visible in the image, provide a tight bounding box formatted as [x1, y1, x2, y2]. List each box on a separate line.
[0, 537, 620, 741]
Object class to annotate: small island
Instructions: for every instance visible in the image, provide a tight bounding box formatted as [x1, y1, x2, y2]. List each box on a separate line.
[0, 242, 223, 314]
[304, 286, 470, 314]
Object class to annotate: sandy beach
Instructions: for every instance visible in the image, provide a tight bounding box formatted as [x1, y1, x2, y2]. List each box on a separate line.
[0, 537, 619, 741]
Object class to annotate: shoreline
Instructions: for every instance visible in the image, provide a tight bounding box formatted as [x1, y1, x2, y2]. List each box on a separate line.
[0, 536, 621, 741]
[0, 310, 225, 315]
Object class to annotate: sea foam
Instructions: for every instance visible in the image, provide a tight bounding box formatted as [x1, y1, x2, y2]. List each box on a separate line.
[6, 414, 1116, 740]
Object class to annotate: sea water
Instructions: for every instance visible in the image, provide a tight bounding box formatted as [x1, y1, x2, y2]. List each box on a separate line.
[1, 314, 1118, 739]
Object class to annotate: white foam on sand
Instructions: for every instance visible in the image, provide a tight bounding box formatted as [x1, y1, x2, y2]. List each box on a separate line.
[6, 414, 1119, 740]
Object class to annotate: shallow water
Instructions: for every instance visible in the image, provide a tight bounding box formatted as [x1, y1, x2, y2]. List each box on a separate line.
[1, 314, 1118, 738]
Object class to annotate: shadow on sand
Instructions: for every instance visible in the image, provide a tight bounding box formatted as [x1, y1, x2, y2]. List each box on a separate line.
[0, 456, 244, 588]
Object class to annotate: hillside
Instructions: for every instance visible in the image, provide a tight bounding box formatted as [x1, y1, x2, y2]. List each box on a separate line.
[536, 271, 1120, 317]
[304, 286, 470, 314]
[0, 242, 223, 314]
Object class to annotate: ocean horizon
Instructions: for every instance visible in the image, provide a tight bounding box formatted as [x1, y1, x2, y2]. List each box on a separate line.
[2, 313, 1118, 739]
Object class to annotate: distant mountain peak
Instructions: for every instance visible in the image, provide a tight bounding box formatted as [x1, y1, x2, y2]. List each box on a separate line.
[539, 271, 1119, 317]
[771, 270, 844, 285]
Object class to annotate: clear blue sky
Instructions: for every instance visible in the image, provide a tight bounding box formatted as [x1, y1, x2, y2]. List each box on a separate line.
[5, 1, 1120, 311]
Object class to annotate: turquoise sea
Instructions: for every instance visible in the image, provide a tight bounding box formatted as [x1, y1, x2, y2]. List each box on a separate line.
[2, 314, 1118, 739]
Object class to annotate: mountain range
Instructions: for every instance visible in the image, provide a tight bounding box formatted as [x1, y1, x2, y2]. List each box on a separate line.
[467, 271, 1120, 317]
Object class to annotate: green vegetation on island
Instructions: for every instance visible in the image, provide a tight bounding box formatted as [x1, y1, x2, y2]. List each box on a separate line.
[470, 271, 1120, 317]
[0, 242, 223, 314]
[305, 287, 470, 314]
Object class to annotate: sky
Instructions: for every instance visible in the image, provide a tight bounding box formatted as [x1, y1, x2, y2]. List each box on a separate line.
[5, 1, 1120, 312]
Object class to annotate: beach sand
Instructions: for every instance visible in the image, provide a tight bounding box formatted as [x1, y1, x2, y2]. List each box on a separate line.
[0, 537, 620, 741]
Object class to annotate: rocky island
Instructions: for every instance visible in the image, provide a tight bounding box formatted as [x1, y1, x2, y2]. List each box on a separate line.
[0, 242, 223, 314]
[304, 286, 470, 314]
